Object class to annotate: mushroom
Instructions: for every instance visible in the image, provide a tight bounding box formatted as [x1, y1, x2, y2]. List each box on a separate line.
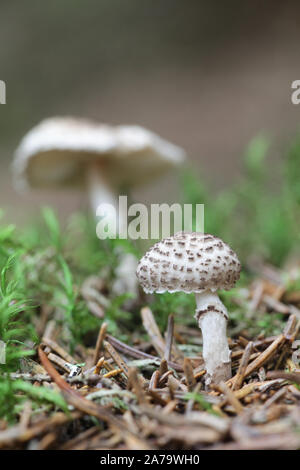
[136, 231, 241, 386]
[12, 117, 186, 296]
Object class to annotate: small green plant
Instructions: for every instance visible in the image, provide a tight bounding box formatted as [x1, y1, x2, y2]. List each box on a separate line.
[151, 291, 195, 330]
[183, 391, 218, 415]
[0, 235, 68, 423]
[55, 255, 100, 352]
[0, 253, 36, 372]
[104, 294, 134, 338]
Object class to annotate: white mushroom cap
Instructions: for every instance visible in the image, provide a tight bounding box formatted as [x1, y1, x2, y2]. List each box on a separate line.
[136, 232, 241, 294]
[12, 117, 186, 191]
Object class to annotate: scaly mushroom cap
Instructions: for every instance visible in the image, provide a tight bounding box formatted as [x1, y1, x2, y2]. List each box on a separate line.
[136, 232, 241, 294]
[12, 117, 186, 191]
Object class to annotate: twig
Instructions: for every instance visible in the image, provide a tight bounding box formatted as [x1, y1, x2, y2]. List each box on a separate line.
[158, 370, 173, 387]
[102, 368, 122, 379]
[103, 340, 130, 377]
[149, 371, 160, 391]
[37, 432, 57, 450]
[41, 337, 76, 364]
[194, 369, 206, 380]
[164, 314, 174, 362]
[183, 357, 196, 391]
[169, 374, 187, 393]
[106, 334, 183, 371]
[266, 370, 300, 385]
[218, 382, 243, 414]
[19, 401, 32, 430]
[162, 400, 178, 414]
[138, 405, 228, 433]
[81, 276, 110, 308]
[0, 412, 81, 448]
[9, 373, 51, 382]
[263, 387, 287, 408]
[43, 320, 56, 341]
[86, 390, 135, 401]
[147, 390, 168, 406]
[243, 334, 285, 378]
[249, 281, 264, 312]
[141, 307, 165, 357]
[47, 352, 75, 374]
[128, 368, 148, 405]
[283, 314, 299, 340]
[86, 300, 104, 319]
[233, 382, 258, 400]
[228, 334, 285, 386]
[159, 358, 168, 376]
[94, 356, 105, 375]
[263, 295, 290, 314]
[247, 258, 284, 285]
[232, 341, 253, 391]
[93, 322, 107, 365]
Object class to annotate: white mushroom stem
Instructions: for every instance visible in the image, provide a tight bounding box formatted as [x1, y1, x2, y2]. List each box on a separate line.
[195, 291, 231, 387]
[112, 251, 139, 298]
[86, 163, 138, 298]
[86, 163, 121, 229]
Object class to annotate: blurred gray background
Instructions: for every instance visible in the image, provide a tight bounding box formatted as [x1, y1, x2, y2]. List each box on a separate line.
[1, 0, 300, 221]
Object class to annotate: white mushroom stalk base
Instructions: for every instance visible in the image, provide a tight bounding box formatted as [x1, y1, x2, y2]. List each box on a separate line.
[86, 163, 119, 223]
[86, 164, 138, 298]
[195, 291, 231, 387]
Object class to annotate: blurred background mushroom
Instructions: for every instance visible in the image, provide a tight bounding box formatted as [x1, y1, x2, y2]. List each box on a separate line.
[12, 117, 185, 219]
[13, 116, 185, 297]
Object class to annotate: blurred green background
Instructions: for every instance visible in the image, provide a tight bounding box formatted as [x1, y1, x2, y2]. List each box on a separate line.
[1, 0, 300, 220]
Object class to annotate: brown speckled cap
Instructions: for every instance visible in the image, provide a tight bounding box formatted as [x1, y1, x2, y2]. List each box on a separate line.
[136, 231, 241, 294]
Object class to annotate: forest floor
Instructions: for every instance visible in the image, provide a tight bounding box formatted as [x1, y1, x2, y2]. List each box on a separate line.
[1, 252, 299, 450]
